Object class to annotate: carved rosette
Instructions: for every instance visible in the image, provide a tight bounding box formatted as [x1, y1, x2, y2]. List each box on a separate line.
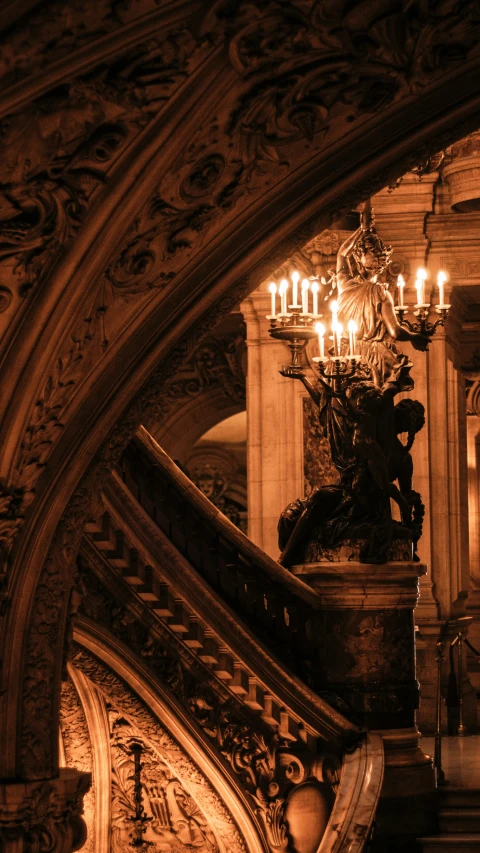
[0, 769, 91, 853]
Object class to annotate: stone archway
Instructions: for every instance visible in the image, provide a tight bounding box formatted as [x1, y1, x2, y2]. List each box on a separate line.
[3, 0, 480, 806]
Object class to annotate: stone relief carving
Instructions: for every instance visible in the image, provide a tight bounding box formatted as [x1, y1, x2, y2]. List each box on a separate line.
[20, 484, 92, 778]
[110, 711, 219, 853]
[59, 678, 95, 853]
[0, 32, 205, 568]
[74, 559, 340, 853]
[0, 0, 179, 90]
[71, 647, 248, 853]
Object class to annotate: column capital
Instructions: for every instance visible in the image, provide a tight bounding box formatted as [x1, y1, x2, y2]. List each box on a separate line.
[0, 769, 90, 853]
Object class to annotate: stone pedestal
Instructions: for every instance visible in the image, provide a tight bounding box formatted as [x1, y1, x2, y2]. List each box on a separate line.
[292, 559, 436, 846]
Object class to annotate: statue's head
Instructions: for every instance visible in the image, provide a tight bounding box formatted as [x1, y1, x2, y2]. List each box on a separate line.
[352, 229, 392, 276]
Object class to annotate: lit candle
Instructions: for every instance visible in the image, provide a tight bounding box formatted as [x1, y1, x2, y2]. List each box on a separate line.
[315, 322, 325, 358]
[301, 279, 310, 314]
[291, 270, 300, 308]
[347, 319, 357, 356]
[438, 270, 447, 307]
[416, 267, 427, 305]
[332, 320, 342, 357]
[397, 274, 405, 307]
[268, 282, 277, 318]
[331, 299, 339, 326]
[280, 278, 288, 315]
[311, 280, 320, 316]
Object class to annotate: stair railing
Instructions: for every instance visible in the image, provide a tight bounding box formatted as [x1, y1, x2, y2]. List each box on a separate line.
[450, 631, 468, 737]
[434, 642, 447, 785]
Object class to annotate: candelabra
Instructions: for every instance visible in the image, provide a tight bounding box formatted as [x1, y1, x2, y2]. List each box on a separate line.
[395, 269, 450, 336]
[267, 266, 451, 393]
[267, 271, 323, 366]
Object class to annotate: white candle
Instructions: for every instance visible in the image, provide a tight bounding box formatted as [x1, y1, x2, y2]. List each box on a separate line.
[291, 270, 300, 308]
[280, 278, 288, 314]
[332, 320, 342, 357]
[301, 279, 309, 314]
[397, 274, 405, 307]
[415, 278, 423, 306]
[268, 282, 277, 318]
[438, 270, 447, 307]
[331, 299, 339, 326]
[315, 322, 325, 358]
[311, 280, 320, 316]
[347, 319, 357, 356]
[416, 267, 427, 305]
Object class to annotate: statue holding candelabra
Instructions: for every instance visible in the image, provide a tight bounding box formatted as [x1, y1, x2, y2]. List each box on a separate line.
[268, 202, 450, 566]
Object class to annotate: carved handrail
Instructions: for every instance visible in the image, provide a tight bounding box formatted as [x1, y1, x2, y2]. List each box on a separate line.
[118, 427, 324, 691]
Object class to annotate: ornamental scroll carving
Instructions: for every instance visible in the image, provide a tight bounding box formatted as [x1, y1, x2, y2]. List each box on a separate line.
[74, 560, 340, 853]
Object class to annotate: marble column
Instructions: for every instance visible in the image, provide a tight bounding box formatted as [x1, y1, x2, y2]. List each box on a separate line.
[241, 291, 306, 559]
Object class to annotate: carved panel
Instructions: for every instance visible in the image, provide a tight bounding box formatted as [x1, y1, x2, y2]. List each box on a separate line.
[71, 648, 248, 853]
[109, 710, 220, 853]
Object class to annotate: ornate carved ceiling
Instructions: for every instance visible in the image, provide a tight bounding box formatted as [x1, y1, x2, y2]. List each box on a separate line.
[3, 0, 480, 782]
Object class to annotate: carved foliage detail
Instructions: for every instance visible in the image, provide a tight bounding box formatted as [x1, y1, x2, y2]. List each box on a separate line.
[71, 646, 248, 853]
[60, 678, 95, 853]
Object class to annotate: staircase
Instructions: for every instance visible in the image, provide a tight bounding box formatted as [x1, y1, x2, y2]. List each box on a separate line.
[420, 788, 480, 850]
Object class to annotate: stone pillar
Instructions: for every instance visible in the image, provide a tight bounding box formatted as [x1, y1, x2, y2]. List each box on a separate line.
[292, 559, 436, 844]
[241, 291, 306, 559]
[0, 769, 91, 852]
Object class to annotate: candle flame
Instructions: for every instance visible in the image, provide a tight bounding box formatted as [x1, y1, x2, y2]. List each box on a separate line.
[301, 278, 310, 290]
[397, 274, 405, 286]
[311, 280, 320, 293]
[438, 271, 447, 284]
[268, 282, 277, 294]
[291, 270, 300, 284]
[330, 300, 339, 313]
[347, 320, 358, 333]
[280, 278, 288, 294]
[315, 322, 325, 335]
[332, 320, 343, 335]
[417, 267, 428, 281]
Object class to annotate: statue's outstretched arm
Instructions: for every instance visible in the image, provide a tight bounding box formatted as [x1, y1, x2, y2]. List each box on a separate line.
[381, 289, 430, 351]
[280, 367, 321, 407]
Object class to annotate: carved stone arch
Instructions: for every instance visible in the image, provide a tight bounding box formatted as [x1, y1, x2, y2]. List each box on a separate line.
[6, 0, 480, 784]
[70, 625, 265, 853]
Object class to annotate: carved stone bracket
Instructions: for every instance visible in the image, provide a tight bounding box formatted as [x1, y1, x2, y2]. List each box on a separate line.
[0, 769, 91, 853]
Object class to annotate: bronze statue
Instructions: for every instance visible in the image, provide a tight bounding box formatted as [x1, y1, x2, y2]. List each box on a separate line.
[278, 205, 429, 566]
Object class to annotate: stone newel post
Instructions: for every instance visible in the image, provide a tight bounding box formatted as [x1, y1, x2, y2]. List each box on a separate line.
[293, 558, 436, 843]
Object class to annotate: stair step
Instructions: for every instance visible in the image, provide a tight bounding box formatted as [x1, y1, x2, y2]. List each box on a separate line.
[439, 789, 480, 809]
[420, 835, 480, 851]
[439, 808, 480, 833]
